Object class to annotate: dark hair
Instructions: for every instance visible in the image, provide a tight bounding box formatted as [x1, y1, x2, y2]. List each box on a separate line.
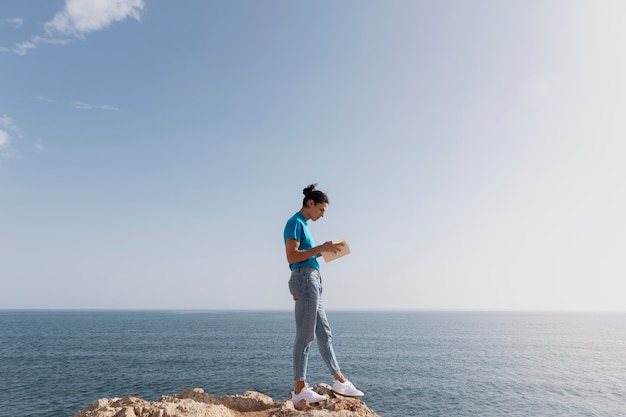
[302, 183, 329, 207]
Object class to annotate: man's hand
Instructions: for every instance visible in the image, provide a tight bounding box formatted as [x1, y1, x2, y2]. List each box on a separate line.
[320, 240, 345, 254]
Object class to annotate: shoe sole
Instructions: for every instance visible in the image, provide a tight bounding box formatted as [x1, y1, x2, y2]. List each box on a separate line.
[292, 398, 326, 404]
[331, 389, 364, 398]
[291, 394, 326, 404]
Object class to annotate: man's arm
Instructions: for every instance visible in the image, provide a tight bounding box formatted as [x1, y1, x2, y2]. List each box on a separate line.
[285, 239, 344, 264]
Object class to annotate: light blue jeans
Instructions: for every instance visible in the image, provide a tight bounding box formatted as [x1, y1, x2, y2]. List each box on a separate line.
[288, 266, 340, 381]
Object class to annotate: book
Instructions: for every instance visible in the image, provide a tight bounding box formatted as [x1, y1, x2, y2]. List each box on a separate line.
[321, 239, 350, 263]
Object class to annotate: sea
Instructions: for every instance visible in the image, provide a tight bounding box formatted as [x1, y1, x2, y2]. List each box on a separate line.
[0, 310, 624, 417]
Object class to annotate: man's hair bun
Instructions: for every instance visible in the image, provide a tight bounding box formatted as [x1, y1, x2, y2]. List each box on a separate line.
[303, 184, 317, 196]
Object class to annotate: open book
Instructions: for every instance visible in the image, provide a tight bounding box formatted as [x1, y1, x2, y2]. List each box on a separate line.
[321, 239, 351, 263]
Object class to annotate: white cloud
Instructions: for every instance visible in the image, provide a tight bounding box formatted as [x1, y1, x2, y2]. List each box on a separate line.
[0, 114, 18, 133]
[0, 115, 47, 158]
[72, 101, 120, 111]
[0, 130, 9, 149]
[0, 117, 15, 158]
[13, 41, 37, 56]
[35, 96, 120, 111]
[0, 115, 17, 150]
[6, 18, 24, 28]
[11, 0, 144, 55]
[44, 0, 144, 38]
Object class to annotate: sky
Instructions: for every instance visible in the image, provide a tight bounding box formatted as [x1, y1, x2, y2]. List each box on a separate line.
[1, 0, 625, 311]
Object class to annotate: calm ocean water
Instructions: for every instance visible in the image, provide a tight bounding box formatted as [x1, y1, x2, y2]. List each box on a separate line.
[0, 310, 624, 417]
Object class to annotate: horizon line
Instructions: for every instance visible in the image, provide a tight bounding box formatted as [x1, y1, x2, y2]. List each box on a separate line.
[1, 308, 625, 314]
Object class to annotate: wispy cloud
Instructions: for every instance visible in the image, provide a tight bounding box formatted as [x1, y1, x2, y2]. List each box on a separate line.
[9, 0, 144, 55]
[0, 130, 9, 149]
[72, 101, 121, 111]
[13, 41, 37, 56]
[0, 114, 18, 141]
[5, 18, 24, 28]
[0, 114, 46, 158]
[0, 115, 20, 158]
[36, 96, 121, 112]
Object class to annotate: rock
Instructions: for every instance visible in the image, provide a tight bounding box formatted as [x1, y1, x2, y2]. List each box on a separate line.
[73, 386, 381, 417]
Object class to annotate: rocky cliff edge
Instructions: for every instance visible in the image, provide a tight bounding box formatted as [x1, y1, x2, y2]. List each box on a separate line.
[73, 384, 382, 417]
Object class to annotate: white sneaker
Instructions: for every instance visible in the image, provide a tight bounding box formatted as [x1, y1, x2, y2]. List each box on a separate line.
[332, 380, 364, 397]
[291, 385, 326, 404]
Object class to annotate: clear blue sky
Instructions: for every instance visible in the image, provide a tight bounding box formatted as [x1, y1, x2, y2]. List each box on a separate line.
[2, 0, 625, 311]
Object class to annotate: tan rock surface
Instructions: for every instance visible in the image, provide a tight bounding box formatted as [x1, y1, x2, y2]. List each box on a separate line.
[74, 385, 382, 417]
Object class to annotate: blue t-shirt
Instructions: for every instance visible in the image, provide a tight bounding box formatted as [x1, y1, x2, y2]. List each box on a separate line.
[283, 211, 320, 270]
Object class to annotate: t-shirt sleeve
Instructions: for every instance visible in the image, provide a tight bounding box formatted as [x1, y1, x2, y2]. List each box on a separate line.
[284, 218, 302, 243]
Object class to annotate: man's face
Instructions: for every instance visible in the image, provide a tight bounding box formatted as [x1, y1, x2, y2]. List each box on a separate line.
[309, 202, 328, 221]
